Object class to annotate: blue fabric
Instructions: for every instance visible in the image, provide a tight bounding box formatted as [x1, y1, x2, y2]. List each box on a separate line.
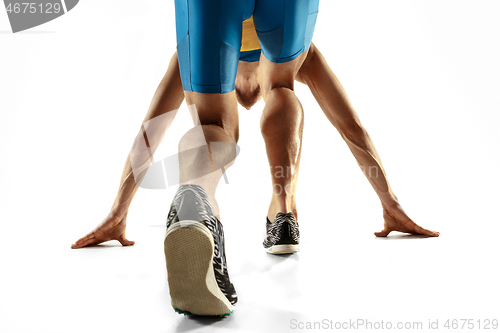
[174, 0, 320, 93]
[253, 0, 320, 63]
[176, 34, 191, 91]
[239, 49, 261, 63]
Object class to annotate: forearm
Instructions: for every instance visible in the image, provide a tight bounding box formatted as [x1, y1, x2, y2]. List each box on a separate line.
[299, 44, 398, 205]
[111, 53, 185, 217]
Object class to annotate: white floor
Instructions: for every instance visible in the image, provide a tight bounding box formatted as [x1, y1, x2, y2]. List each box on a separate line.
[1, 204, 499, 333]
[1, 1, 500, 332]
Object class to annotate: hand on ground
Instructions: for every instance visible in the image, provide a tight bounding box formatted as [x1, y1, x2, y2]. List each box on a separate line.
[71, 213, 135, 249]
[374, 203, 440, 237]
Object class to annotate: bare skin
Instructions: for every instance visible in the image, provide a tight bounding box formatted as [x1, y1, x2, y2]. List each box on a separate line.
[72, 44, 438, 249]
[238, 44, 438, 237]
[71, 54, 184, 249]
[296, 44, 439, 237]
[257, 51, 308, 223]
[177, 91, 239, 214]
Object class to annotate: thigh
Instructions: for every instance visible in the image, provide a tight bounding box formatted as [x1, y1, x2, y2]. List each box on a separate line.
[253, 0, 320, 64]
[174, 0, 255, 94]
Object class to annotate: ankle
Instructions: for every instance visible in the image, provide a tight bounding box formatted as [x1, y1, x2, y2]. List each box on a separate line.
[268, 197, 297, 222]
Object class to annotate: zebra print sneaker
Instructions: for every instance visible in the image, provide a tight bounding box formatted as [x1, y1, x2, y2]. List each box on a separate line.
[164, 184, 237, 316]
[263, 212, 300, 254]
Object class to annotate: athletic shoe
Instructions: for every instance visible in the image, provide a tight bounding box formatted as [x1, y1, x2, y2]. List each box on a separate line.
[263, 212, 300, 254]
[164, 184, 237, 316]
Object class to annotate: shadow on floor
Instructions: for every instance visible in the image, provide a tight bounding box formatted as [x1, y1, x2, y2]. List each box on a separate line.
[374, 234, 434, 240]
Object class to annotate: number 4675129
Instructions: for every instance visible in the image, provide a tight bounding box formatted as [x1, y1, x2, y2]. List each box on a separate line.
[6, 2, 62, 14]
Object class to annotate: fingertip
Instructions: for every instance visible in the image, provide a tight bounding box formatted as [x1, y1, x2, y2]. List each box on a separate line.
[376, 228, 392, 237]
[424, 229, 440, 237]
[120, 239, 135, 246]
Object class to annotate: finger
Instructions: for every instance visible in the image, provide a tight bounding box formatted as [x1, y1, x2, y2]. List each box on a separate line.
[397, 216, 439, 237]
[411, 223, 440, 237]
[117, 236, 135, 246]
[72, 235, 94, 248]
[74, 232, 95, 245]
[71, 239, 94, 249]
[374, 228, 391, 237]
[122, 240, 135, 246]
[71, 236, 98, 249]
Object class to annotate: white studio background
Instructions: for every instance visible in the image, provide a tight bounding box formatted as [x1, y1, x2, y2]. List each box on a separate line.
[1, 1, 499, 332]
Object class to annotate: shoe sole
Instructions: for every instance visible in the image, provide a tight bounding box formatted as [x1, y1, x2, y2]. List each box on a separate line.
[164, 221, 233, 316]
[266, 244, 299, 254]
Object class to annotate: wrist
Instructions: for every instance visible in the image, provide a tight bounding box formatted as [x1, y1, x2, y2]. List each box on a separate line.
[110, 202, 129, 219]
[380, 193, 399, 208]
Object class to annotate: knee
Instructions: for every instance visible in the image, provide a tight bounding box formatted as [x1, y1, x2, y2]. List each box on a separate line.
[200, 113, 239, 144]
[198, 118, 239, 144]
[259, 65, 296, 102]
[261, 79, 295, 102]
[215, 122, 239, 144]
[178, 122, 239, 154]
[263, 86, 295, 104]
[259, 49, 308, 99]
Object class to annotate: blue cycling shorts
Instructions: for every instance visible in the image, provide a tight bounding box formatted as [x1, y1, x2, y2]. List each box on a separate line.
[174, 0, 320, 94]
